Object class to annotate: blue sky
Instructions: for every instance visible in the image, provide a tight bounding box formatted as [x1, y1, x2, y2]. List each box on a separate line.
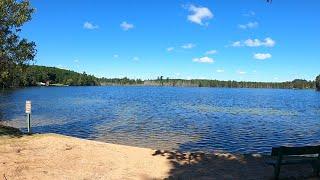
[23, 0, 320, 82]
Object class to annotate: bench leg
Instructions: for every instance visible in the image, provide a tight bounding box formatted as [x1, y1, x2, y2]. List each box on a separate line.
[312, 162, 320, 177]
[274, 164, 281, 180]
[274, 150, 283, 180]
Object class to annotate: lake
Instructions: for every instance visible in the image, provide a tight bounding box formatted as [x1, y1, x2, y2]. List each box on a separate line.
[0, 86, 319, 154]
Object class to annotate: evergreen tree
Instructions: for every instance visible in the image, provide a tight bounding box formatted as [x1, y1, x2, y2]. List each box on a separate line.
[316, 75, 320, 91]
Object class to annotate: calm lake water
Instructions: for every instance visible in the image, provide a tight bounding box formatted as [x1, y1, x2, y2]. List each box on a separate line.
[0, 86, 320, 153]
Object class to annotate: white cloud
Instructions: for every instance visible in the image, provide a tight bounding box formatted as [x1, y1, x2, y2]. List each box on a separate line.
[244, 39, 262, 47]
[174, 72, 181, 76]
[57, 64, 69, 70]
[238, 25, 246, 29]
[253, 53, 272, 60]
[231, 41, 241, 47]
[113, 54, 119, 58]
[231, 37, 276, 47]
[120, 21, 134, 31]
[187, 4, 213, 25]
[237, 70, 247, 75]
[74, 59, 79, 63]
[216, 69, 224, 73]
[244, 37, 275, 47]
[264, 37, 276, 47]
[247, 22, 259, 28]
[238, 21, 258, 29]
[167, 47, 174, 52]
[83, 22, 99, 30]
[181, 43, 195, 49]
[132, 57, 139, 61]
[192, 56, 214, 63]
[205, 50, 217, 55]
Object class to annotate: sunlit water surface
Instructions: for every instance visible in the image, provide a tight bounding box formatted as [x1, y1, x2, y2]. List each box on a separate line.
[1, 86, 319, 153]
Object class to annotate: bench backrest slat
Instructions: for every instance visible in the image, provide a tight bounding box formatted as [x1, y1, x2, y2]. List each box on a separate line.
[271, 145, 320, 156]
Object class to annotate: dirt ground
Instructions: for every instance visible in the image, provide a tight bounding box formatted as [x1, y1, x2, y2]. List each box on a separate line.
[0, 126, 319, 180]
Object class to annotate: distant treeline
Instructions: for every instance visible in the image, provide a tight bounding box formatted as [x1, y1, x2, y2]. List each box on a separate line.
[145, 77, 318, 90]
[99, 77, 143, 85]
[317, 75, 320, 91]
[2, 65, 100, 87]
[101, 75, 320, 90]
[1, 65, 320, 91]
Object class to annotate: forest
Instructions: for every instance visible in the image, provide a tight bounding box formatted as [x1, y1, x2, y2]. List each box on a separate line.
[146, 76, 319, 90]
[23, 65, 99, 86]
[99, 77, 143, 85]
[1, 64, 320, 90]
[6, 64, 320, 91]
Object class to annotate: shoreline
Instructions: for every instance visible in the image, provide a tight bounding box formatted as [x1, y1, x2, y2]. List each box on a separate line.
[0, 125, 318, 179]
[2, 83, 318, 91]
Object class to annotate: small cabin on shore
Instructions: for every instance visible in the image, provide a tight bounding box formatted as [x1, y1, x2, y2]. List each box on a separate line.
[36, 81, 50, 86]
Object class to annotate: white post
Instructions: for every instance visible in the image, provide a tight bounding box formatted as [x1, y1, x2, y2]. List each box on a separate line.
[25, 100, 32, 134]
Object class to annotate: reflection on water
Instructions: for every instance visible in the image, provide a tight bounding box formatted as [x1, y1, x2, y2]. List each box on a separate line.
[0, 86, 320, 153]
[179, 103, 299, 116]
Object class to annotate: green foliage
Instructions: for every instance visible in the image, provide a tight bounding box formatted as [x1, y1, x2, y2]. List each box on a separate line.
[316, 75, 320, 91]
[25, 65, 100, 86]
[145, 78, 316, 89]
[0, 0, 36, 88]
[291, 79, 311, 89]
[99, 77, 143, 85]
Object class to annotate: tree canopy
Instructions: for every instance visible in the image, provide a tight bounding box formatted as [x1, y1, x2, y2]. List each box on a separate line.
[0, 0, 36, 88]
[145, 78, 316, 89]
[24, 65, 100, 86]
[316, 75, 320, 91]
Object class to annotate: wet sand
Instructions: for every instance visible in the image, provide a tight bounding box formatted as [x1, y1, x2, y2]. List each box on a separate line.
[0, 126, 318, 179]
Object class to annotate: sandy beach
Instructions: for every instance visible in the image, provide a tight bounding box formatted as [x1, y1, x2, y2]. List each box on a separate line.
[0, 125, 318, 180]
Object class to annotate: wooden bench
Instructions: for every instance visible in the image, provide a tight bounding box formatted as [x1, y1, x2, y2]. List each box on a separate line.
[267, 145, 320, 179]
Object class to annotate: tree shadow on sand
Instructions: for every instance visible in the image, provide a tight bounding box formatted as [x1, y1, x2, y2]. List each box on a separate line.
[0, 125, 23, 138]
[152, 150, 317, 179]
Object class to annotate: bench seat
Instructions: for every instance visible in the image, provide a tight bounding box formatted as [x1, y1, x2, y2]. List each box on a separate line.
[266, 156, 318, 165]
[267, 145, 320, 179]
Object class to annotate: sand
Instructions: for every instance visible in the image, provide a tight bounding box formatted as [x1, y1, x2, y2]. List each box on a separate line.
[0, 133, 171, 180]
[0, 126, 319, 179]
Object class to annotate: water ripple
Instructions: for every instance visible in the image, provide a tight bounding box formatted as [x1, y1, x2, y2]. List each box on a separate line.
[1, 86, 320, 154]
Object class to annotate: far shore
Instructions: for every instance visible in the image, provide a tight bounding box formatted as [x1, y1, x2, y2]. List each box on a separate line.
[3, 84, 318, 91]
[0, 125, 318, 179]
